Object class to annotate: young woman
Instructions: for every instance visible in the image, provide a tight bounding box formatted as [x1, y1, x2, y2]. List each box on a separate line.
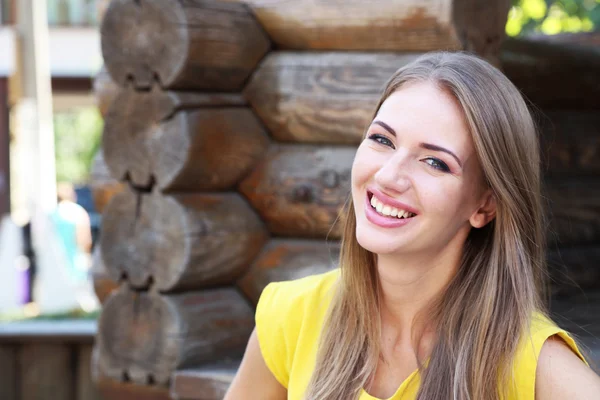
[224, 52, 600, 400]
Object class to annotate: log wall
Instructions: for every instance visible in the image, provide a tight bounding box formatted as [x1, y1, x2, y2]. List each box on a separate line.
[93, 0, 600, 398]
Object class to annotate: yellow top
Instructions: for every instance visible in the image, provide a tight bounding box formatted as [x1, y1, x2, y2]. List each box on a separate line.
[255, 269, 587, 400]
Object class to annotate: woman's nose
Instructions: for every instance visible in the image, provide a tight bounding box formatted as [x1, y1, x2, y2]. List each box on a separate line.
[373, 152, 412, 194]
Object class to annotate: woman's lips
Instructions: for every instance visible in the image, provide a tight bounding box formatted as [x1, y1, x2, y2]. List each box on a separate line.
[364, 192, 415, 228]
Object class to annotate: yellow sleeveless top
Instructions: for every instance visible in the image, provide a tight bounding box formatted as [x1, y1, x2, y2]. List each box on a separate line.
[255, 269, 587, 400]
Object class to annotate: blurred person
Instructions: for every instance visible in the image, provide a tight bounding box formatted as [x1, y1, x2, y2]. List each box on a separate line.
[225, 52, 600, 400]
[48, 181, 97, 311]
[52, 182, 92, 280]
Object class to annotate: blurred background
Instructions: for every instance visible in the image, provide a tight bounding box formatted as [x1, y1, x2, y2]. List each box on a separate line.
[0, 1, 597, 399]
[0, 0, 596, 321]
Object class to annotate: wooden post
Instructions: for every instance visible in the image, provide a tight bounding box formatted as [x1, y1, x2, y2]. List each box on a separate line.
[96, 286, 254, 386]
[238, 239, 340, 304]
[0, 345, 18, 400]
[93, 66, 120, 119]
[230, 0, 510, 59]
[244, 52, 422, 144]
[102, 87, 268, 191]
[100, 188, 268, 290]
[239, 144, 355, 238]
[77, 344, 103, 400]
[101, 0, 271, 90]
[90, 244, 118, 305]
[20, 344, 74, 400]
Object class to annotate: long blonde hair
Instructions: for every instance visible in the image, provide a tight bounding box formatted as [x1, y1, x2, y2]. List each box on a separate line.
[303, 52, 548, 400]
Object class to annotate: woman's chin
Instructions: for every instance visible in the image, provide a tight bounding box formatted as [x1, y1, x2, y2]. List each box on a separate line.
[355, 230, 407, 255]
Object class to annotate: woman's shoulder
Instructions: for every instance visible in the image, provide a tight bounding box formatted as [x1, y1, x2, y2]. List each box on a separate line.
[508, 311, 590, 399]
[254, 268, 340, 388]
[261, 268, 340, 306]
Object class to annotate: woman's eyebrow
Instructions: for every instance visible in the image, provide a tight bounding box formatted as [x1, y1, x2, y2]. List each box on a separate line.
[419, 143, 463, 167]
[372, 120, 463, 167]
[373, 120, 396, 136]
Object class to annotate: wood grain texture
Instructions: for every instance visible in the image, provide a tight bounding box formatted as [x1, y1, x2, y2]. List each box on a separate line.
[244, 52, 421, 144]
[20, 344, 74, 400]
[170, 361, 240, 400]
[96, 378, 172, 400]
[0, 346, 17, 400]
[538, 110, 600, 176]
[237, 239, 340, 305]
[224, 0, 509, 56]
[101, 187, 268, 291]
[94, 66, 120, 118]
[97, 0, 113, 24]
[97, 286, 254, 386]
[501, 37, 600, 109]
[239, 144, 354, 238]
[91, 244, 119, 304]
[103, 87, 268, 191]
[90, 149, 126, 214]
[77, 344, 103, 400]
[101, 0, 270, 90]
[545, 177, 600, 246]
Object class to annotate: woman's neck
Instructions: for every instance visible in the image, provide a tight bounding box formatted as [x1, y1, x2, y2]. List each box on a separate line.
[375, 241, 464, 348]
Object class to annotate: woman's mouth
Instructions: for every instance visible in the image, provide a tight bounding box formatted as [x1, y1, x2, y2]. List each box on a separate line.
[367, 192, 417, 219]
[364, 191, 417, 228]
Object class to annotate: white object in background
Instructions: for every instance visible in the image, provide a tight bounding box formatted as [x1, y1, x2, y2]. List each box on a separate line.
[0, 215, 24, 312]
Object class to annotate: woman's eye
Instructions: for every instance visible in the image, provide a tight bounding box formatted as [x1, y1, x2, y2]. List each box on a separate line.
[368, 134, 395, 149]
[424, 158, 450, 172]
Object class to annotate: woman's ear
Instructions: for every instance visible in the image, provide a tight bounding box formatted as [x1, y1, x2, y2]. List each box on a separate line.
[469, 189, 496, 228]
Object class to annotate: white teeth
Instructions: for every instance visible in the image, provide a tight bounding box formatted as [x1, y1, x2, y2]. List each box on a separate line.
[369, 194, 415, 219]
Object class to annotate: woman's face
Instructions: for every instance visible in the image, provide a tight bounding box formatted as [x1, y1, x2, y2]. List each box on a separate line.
[351, 81, 488, 256]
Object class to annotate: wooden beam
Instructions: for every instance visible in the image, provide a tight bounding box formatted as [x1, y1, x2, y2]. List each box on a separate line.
[51, 77, 93, 93]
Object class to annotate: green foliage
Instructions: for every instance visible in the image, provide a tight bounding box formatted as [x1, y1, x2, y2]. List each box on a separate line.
[506, 0, 599, 36]
[54, 107, 103, 184]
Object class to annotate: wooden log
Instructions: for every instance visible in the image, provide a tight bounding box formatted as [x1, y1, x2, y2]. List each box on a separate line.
[96, 286, 254, 386]
[538, 110, 600, 176]
[101, 187, 268, 291]
[97, 0, 113, 24]
[237, 239, 340, 305]
[548, 246, 600, 296]
[91, 244, 118, 305]
[238, 144, 354, 238]
[226, 0, 510, 58]
[501, 37, 600, 109]
[101, 0, 270, 90]
[103, 86, 267, 191]
[77, 344, 103, 400]
[96, 377, 172, 400]
[170, 361, 240, 400]
[545, 178, 600, 246]
[90, 149, 126, 214]
[244, 52, 421, 144]
[0, 346, 17, 400]
[94, 66, 120, 118]
[20, 344, 74, 400]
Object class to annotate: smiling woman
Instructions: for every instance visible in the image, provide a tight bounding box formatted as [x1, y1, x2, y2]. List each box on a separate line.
[224, 52, 600, 400]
